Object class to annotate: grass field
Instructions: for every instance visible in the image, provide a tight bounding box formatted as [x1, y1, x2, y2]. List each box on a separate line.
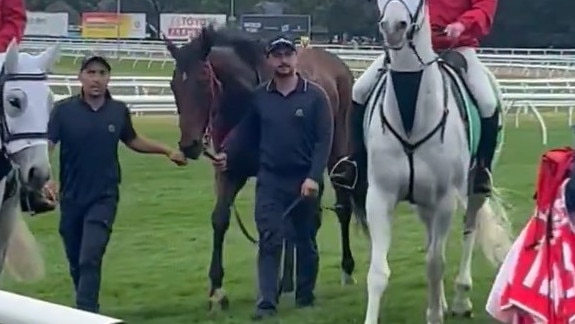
[1, 115, 570, 323]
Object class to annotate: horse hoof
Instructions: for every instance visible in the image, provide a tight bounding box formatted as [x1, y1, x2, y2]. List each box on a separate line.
[341, 272, 356, 285]
[450, 310, 473, 318]
[208, 289, 229, 312]
[281, 283, 294, 293]
[219, 296, 230, 310]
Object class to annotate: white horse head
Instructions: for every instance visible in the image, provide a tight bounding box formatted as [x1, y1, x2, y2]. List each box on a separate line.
[377, 0, 427, 50]
[0, 39, 59, 190]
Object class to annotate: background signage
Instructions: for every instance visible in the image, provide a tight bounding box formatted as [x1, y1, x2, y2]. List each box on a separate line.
[81, 13, 147, 39]
[160, 14, 227, 40]
[25, 12, 69, 37]
[240, 14, 310, 40]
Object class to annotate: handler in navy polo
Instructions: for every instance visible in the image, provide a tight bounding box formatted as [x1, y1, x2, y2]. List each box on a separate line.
[213, 36, 333, 319]
[46, 55, 187, 313]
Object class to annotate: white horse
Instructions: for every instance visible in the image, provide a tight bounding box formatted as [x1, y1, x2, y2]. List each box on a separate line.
[359, 1, 513, 323]
[0, 39, 59, 283]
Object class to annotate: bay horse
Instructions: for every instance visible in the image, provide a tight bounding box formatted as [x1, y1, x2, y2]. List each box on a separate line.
[358, 1, 513, 323]
[166, 27, 363, 310]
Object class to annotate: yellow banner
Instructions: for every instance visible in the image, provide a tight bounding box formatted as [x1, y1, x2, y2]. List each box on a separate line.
[81, 13, 146, 39]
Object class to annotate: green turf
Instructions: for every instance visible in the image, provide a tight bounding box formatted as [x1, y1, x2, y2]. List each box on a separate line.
[1, 115, 569, 323]
[52, 56, 370, 77]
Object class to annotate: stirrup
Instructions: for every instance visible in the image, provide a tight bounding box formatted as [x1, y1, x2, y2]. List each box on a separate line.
[329, 157, 358, 190]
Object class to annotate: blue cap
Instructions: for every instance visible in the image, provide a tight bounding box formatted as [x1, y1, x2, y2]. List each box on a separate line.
[80, 55, 111, 71]
[266, 36, 296, 54]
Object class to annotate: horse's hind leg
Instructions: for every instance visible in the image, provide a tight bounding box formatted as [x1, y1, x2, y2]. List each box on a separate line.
[450, 193, 484, 318]
[280, 239, 295, 293]
[280, 184, 325, 293]
[208, 172, 248, 311]
[334, 187, 356, 285]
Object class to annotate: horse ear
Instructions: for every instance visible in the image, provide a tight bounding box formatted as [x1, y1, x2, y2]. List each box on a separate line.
[163, 34, 179, 59]
[4, 38, 19, 74]
[199, 26, 214, 60]
[36, 45, 60, 72]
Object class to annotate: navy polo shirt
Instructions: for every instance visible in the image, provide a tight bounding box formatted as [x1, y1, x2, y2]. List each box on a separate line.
[48, 93, 137, 204]
[225, 75, 333, 184]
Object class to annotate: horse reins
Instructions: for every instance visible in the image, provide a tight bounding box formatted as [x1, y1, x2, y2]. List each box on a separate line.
[196, 62, 334, 244]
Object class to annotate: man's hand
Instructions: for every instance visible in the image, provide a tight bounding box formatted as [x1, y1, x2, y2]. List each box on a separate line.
[301, 178, 319, 197]
[444, 22, 465, 38]
[43, 180, 58, 201]
[212, 152, 227, 171]
[167, 150, 187, 166]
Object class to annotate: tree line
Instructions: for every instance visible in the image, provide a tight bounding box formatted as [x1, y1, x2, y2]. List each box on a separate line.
[27, 0, 575, 48]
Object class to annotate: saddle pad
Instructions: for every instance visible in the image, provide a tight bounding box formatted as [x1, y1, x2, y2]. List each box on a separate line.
[439, 63, 481, 157]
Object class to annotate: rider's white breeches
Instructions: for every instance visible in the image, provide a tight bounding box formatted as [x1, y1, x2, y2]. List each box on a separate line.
[352, 47, 497, 118]
[352, 53, 387, 104]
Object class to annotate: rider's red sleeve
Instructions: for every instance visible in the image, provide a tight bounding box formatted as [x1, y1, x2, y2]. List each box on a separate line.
[0, 0, 26, 51]
[457, 0, 497, 38]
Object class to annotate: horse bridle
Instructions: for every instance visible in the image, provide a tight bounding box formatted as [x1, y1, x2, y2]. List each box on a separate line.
[379, 0, 452, 68]
[0, 68, 49, 151]
[189, 61, 320, 245]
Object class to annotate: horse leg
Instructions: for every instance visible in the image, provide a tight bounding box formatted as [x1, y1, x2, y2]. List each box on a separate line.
[280, 239, 295, 293]
[450, 193, 484, 318]
[334, 187, 355, 285]
[281, 183, 325, 293]
[363, 185, 394, 324]
[208, 173, 248, 311]
[418, 194, 455, 324]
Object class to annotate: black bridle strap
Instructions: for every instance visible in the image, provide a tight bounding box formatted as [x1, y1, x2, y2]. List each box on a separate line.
[5, 73, 47, 81]
[7, 132, 48, 142]
[0, 69, 49, 146]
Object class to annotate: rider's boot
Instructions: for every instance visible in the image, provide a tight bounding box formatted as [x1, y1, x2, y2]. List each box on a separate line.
[474, 110, 500, 196]
[330, 101, 367, 189]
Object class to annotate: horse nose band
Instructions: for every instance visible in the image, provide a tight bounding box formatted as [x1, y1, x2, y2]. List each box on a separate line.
[0, 71, 50, 148]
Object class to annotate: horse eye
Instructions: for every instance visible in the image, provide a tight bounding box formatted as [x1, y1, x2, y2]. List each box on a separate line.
[9, 98, 21, 108]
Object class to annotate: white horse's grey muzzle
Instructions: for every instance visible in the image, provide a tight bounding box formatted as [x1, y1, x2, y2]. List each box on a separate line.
[380, 19, 409, 49]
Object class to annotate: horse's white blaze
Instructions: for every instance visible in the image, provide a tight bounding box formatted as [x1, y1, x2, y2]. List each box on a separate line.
[0, 38, 60, 283]
[362, 2, 512, 323]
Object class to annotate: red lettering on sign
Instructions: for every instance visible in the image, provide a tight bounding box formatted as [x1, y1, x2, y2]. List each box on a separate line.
[167, 28, 201, 38]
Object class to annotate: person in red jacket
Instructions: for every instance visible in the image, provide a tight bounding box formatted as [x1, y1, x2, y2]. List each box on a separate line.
[332, 0, 499, 195]
[0, 0, 26, 52]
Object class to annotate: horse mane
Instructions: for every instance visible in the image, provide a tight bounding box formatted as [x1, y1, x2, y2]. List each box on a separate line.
[203, 26, 266, 69]
[177, 26, 266, 71]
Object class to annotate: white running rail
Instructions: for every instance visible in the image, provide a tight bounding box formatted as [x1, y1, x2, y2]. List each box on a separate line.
[0, 290, 123, 323]
[20, 36, 575, 57]
[48, 74, 575, 145]
[17, 38, 575, 67]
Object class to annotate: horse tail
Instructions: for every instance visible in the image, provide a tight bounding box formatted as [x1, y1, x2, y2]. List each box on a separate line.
[4, 203, 45, 282]
[467, 65, 513, 267]
[475, 188, 513, 267]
